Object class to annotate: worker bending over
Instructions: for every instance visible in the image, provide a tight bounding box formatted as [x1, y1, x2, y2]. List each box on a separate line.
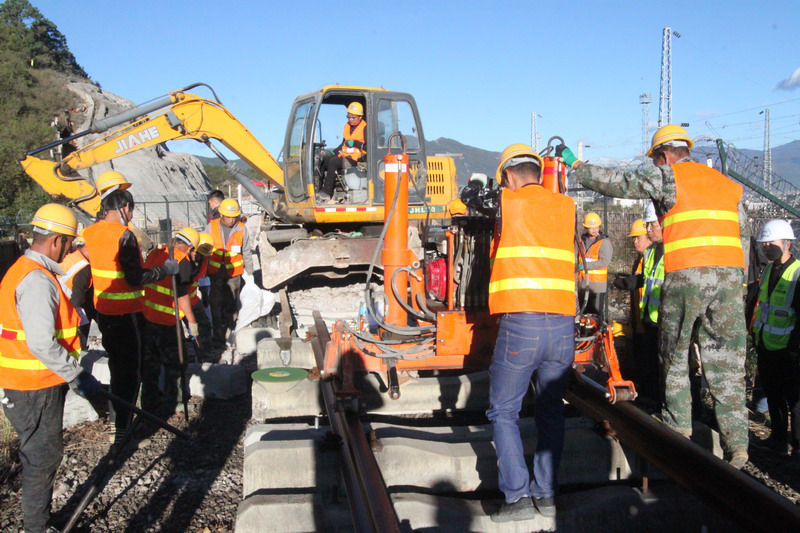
[752, 219, 800, 458]
[561, 125, 750, 468]
[463, 144, 576, 522]
[0, 204, 102, 533]
[206, 198, 253, 351]
[579, 212, 613, 317]
[141, 228, 199, 418]
[318, 101, 367, 203]
[83, 173, 178, 446]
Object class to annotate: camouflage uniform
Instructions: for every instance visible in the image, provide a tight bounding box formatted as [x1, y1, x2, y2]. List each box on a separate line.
[573, 159, 749, 450]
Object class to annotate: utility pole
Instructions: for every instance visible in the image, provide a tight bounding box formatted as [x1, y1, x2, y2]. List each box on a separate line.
[640, 93, 651, 154]
[762, 108, 772, 189]
[659, 28, 679, 127]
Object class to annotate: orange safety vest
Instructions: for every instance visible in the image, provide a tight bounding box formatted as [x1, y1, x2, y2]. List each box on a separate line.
[190, 255, 208, 307]
[83, 220, 144, 314]
[142, 247, 187, 326]
[208, 218, 245, 277]
[583, 237, 609, 283]
[58, 249, 90, 298]
[339, 120, 367, 161]
[661, 162, 745, 273]
[489, 185, 577, 315]
[0, 256, 81, 391]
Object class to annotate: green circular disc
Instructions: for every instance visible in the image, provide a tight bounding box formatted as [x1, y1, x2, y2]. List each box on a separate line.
[252, 367, 309, 383]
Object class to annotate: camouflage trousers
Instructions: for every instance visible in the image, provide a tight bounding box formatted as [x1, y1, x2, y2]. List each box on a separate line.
[141, 321, 188, 417]
[659, 267, 748, 450]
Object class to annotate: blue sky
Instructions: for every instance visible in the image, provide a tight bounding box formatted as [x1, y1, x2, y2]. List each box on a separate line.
[32, 0, 800, 160]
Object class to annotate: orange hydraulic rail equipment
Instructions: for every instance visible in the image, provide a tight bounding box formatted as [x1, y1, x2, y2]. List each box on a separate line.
[323, 133, 496, 400]
[323, 133, 636, 403]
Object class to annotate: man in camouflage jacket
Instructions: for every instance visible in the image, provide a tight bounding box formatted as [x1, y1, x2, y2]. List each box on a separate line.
[557, 127, 750, 468]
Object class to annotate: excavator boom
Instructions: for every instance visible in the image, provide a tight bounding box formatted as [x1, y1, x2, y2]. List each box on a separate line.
[20, 88, 284, 215]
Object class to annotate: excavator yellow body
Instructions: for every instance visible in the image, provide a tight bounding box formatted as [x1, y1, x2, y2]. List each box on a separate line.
[19, 84, 459, 288]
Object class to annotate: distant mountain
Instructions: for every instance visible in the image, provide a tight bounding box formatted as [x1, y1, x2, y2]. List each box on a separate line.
[425, 138, 500, 186]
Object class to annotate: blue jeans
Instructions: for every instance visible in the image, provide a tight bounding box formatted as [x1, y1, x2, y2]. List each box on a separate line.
[487, 312, 574, 503]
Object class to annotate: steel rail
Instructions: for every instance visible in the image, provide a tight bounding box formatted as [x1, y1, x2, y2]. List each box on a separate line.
[311, 311, 401, 533]
[566, 371, 800, 532]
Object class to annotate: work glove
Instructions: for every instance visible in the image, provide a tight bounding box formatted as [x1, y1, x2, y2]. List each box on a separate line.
[162, 259, 180, 276]
[555, 144, 579, 168]
[613, 273, 637, 291]
[69, 371, 102, 399]
[188, 322, 199, 338]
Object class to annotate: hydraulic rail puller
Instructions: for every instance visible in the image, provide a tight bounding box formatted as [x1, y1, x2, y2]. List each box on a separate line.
[323, 132, 497, 402]
[323, 133, 636, 405]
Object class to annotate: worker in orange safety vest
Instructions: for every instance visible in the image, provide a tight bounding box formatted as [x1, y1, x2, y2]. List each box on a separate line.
[83, 175, 179, 446]
[319, 101, 367, 203]
[0, 204, 102, 533]
[578, 211, 613, 318]
[205, 198, 253, 352]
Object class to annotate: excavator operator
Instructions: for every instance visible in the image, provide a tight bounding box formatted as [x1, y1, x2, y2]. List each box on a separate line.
[318, 101, 367, 203]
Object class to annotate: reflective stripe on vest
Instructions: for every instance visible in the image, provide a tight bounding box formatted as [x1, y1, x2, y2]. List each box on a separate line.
[0, 256, 82, 391]
[583, 238, 608, 283]
[640, 244, 665, 323]
[339, 120, 367, 160]
[142, 247, 187, 326]
[83, 220, 144, 314]
[661, 162, 745, 273]
[489, 185, 576, 315]
[208, 219, 245, 276]
[753, 260, 800, 350]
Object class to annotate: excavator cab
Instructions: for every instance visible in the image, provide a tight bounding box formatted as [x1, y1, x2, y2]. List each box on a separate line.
[282, 86, 429, 208]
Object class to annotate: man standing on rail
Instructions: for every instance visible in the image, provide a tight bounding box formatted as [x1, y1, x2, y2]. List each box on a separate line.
[559, 125, 750, 468]
[579, 212, 613, 317]
[751, 219, 800, 458]
[58, 229, 95, 347]
[207, 189, 224, 221]
[205, 198, 253, 352]
[0, 204, 102, 533]
[190, 232, 215, 361]
[83, 174, 179, 446]
[463, 144, 576, 522]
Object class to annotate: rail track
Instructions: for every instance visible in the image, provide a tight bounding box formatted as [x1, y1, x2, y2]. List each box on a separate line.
[301, 311, 800, 533]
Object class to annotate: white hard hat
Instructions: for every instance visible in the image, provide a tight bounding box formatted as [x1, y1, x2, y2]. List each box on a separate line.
[758, 219, 796, 242]
[643, 202, 658, 223]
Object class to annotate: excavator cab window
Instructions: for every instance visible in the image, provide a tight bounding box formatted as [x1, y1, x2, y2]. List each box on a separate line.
[284, 100, 315, 202]
[373, 97, 426, 204]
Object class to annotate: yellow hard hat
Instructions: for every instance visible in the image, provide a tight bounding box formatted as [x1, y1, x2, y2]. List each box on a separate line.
[196, 232, 214, 256]
[495, 143, 545, 186]
[218, 198, 241, 217]
[448, 198, 467, 216]
[31, 203, 78, 237]
[96, 170, 131, 196]
[647, 124, 694, 157]
[346, 102, 364, 116]
[583, 212, 602, 228]
[627, 218, 647, 237]
[175, 227, 200, 248]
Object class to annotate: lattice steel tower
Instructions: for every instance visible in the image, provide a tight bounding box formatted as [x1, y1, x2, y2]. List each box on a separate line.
[640, 93, 652, 154]
[659, 28, 672, 127]
[763, 108, 772, 189]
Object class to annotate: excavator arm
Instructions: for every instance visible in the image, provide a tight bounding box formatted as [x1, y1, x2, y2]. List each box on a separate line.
[19, 85, 284, 216]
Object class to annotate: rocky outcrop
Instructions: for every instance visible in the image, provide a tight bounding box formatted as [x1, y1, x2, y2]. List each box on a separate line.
[63, 80, 211, 229]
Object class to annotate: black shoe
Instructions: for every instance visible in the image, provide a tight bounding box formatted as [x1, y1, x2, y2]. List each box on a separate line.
[490, 496, 536, 523]
[755, 436, 789, 455]
[534, 496, 556, 518]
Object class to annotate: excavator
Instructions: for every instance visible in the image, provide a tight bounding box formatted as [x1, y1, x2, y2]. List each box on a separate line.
[18, 83, 459, 289]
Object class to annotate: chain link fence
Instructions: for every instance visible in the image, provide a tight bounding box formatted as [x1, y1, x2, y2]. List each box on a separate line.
[132, 193, 210, 245]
